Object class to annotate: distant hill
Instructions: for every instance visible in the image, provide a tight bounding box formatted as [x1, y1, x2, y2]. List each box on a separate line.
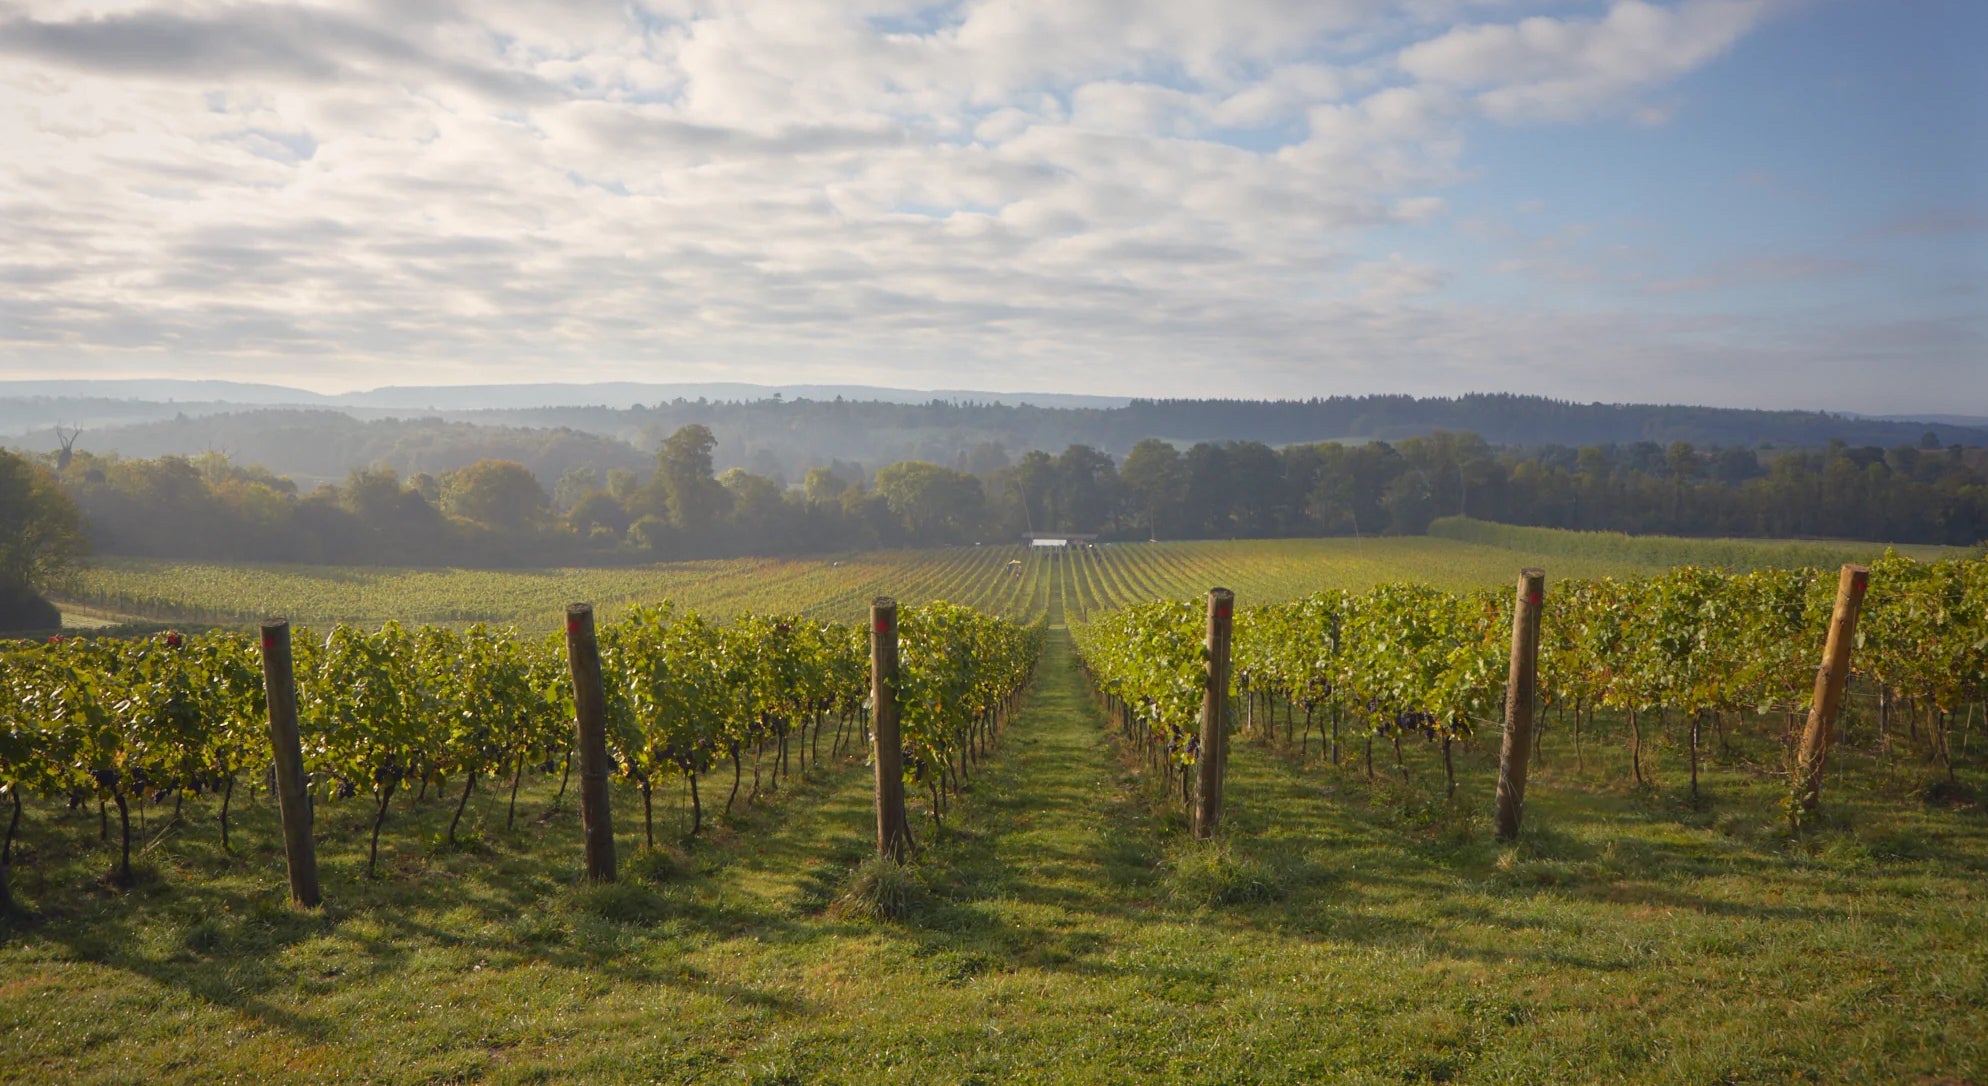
[5, 387, 1983, 486]
[331, 382, 1132, 411]
[1866, 413, 1988, 428]
[5, 409, 654, 490]
[0, 379, 334, 405]
[0, 379, 1131, 433]
[1090, 396, 1988, 449]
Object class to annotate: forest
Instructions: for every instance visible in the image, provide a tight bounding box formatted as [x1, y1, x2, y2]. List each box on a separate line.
[9, 391, 1987, 489]
[6, 423, 1983, 580]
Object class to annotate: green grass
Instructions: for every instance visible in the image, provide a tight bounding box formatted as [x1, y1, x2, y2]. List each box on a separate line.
[4, 617, 1984, 1083]
[58, 544, 1065, 630]
[67, 525, 1965, 635]
[58, 534, 1684, 631]
[1428, 516, 1973, 570]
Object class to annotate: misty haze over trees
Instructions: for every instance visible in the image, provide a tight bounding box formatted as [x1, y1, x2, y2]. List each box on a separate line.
[15, 419, 1985, 573]
[7, 390, 1986, 490]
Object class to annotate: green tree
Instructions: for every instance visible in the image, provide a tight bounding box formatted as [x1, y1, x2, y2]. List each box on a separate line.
[655, 425, 732, 533]
[1053, 444, 1120, 534]
[604, 468, 640, 502]
[803, 466, 848, 505]
[1119, 438, 1182, 540]
[443, 460, 549, 531]
[719, 467, 786, 539]
[341, 466, 408, 524]
[0, 449, 86, 628]
[873, 461, 984, 543]
[1008, 450, 1057, 532]
[552, 466, 599, 513]
[568, 491, 631, 537]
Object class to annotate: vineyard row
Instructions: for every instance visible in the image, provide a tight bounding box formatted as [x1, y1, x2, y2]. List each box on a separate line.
[0, 602, 1040, 897]
[1076, 553, 1986, 810]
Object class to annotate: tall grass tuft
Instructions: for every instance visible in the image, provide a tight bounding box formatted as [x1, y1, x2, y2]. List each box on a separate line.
[831, 855, 925, 921]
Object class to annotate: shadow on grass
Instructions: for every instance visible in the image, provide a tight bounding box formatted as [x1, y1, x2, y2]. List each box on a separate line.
[6, 627, 1983, 1072]
[1, 750, 885, 1041]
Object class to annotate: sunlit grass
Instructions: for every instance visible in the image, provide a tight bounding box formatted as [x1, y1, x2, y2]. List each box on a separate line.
[59, 534, 1679, 632]
[3, 627, 1982, 1083]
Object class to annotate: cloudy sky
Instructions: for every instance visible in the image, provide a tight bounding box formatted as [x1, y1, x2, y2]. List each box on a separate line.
[1, 0, 1982, 411]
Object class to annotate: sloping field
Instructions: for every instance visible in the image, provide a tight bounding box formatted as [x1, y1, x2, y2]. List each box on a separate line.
[2, 622, 1981, 1083]
[62, 545, 1058, 629]
[61, 527, 1959, 631]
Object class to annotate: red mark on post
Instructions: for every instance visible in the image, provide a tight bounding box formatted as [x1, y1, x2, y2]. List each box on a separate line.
[261, 631, 275, 652]
[874, 619, 890, 634]
[1527, 591, 1542, 607]
[1215, 601, 1232, 619]
[567, 616, 582, 636]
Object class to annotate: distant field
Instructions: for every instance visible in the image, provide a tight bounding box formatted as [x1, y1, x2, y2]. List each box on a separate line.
[1428, 516, 1970, 568]
[58, 527, 1964, 630]
[63, 547, 1049, 629]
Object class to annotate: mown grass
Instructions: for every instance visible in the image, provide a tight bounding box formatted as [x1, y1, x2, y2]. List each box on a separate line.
[57, 535, 1671, 633]
[1428, 516, 1974, 570]
[64, 525, 1965, 637]
[3, 630, 1984, 1083]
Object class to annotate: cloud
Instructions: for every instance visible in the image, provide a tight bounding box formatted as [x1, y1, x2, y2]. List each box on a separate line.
[2, 0, 1963, 414]
[1391, 196, 1448, 222]
[1398, 0, 1781, 121]
[1353, 253, 1452, 300]
[0, 5, 559, 102]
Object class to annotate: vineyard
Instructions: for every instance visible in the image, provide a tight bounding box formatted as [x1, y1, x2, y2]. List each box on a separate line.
[1078, 552, 1988, 814]
[62, 529, 1958, 630]
[4, 538, 1986, 1082]
[0, 604, 1037, 898]
[62, 546, 1062, 628]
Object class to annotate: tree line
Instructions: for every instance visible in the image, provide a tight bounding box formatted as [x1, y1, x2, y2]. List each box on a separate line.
[19, 393, 1988, 497]
[1, 426, 1982, 614]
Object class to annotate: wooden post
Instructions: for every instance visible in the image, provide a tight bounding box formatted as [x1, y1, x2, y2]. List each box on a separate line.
[1194, 588, 1234, 839]
[1795, 565, 1870, 813]
[1493, 569, 1545, 841]
[259, 620, 320, 908]
[565, 604, 617, 882]
[872, 598, 911, 861]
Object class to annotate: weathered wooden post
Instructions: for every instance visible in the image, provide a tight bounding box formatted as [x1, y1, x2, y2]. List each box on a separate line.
[1, 794, 16, 909]
[872, 597, 911, 861]
[1493, 569, 1545, 841]
[1194, 588, 1235, 839]
[259, 619, 321, 908]
[1795, 565, 1870, 813]
[565, 604, 617, 883]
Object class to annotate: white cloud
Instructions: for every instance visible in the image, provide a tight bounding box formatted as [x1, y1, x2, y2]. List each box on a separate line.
[1392, 196, 1448, 222]
[1353, 253, 1452, 300]
[8, 0, 1948, 413]
[1399, 0, 1778, 121]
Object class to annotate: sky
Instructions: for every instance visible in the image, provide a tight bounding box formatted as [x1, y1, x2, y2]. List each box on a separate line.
[0, 0, 1982, 412]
